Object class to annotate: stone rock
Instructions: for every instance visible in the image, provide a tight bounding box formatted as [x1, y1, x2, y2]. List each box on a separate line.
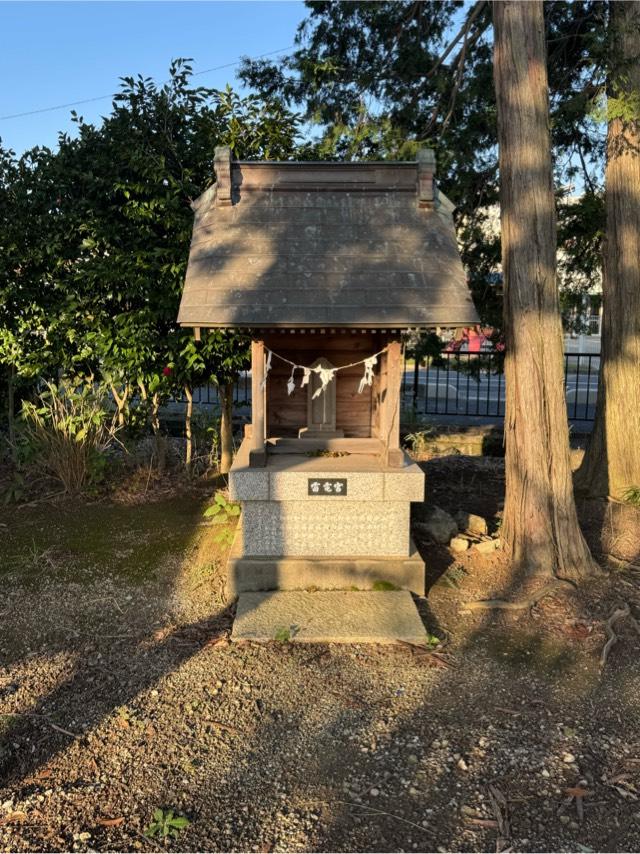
[474, 539, 499, 555]
[454, 510, 488, 536]
[417, 507, 458, 544]
[450, 536, 469, 553]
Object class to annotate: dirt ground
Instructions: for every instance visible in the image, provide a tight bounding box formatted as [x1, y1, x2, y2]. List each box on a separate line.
[2, 456, 640, 853]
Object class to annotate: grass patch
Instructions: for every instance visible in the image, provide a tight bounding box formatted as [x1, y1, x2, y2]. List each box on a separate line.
[372, 580, 400, 591]
[0, 495, 207, 586]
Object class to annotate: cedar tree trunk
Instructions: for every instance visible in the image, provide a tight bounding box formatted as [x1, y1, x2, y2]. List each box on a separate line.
[574, 0, 640, 500]
[493, 0, 598, 582]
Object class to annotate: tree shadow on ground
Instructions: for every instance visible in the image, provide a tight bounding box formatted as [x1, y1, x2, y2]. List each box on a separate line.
[2, 472, 639, 852]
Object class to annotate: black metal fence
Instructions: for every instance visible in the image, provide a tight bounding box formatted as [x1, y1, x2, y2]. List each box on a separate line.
[165, 352, 600, 423]
[401, 351, 600, 421]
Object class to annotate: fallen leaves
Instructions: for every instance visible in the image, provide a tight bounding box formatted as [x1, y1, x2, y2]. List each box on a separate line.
[488, 784, 510, 851]
[396, 640, 454, 668]
[0, 811, 28, 826]
[465, 817, 500, 829]
[562, 786, 594, 822]
[606, 773, 639, 800]
[96, 816, 125, 828]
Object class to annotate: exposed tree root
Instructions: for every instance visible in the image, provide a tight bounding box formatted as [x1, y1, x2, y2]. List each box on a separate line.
[460, 579, 575, 613]
[600, 603, 640, 670]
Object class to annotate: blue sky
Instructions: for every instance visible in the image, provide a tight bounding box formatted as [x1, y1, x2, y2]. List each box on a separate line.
[0, 1, 306, 154]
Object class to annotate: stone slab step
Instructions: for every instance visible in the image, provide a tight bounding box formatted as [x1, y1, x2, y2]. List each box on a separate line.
[226, 530, 425, 597]
[231, 590, 428, 644]
[266, 437, 384, 455]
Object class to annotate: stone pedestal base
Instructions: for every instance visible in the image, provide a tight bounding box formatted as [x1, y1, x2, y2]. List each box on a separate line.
[227, 438, 425, 598]
[226, 529, 425, 599]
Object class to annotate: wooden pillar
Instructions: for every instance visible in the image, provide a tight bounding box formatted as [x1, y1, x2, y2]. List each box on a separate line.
[249, 339, 267, 467]
[382, 339, 404, 468]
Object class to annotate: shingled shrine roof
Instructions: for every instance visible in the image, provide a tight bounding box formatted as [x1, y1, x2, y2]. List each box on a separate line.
[177, 148, 478, 330]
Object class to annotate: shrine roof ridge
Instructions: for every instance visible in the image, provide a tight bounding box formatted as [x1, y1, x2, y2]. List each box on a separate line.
[178, 148, 479, 330]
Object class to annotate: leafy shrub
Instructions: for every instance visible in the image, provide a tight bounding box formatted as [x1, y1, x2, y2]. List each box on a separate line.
[203, 491, 241, 544]
[21, 380, 119, 494]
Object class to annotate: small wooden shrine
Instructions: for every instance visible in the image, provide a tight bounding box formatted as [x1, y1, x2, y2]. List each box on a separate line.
[178, 147, 478, 597]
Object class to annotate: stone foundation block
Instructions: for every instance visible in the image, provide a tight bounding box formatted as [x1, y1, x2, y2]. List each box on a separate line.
[226, 531, 425, 597]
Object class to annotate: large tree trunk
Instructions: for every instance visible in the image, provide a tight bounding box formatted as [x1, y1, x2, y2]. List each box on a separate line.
[574, 0, 640, 500]
[493, 0, 598, 583]
[219, 381, 234, 476]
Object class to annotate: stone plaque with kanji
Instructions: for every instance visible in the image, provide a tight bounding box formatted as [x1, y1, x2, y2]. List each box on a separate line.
[307, 478, 348, 496]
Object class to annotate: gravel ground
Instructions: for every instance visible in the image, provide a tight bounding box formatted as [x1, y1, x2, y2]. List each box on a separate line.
[1, 459, 640, 853]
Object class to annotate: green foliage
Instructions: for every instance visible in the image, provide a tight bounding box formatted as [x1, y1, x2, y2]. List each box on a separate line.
[589, 89, 640, 124]
[274, 627, 291, 643]
[203, 491, 241, 545]
[622, 487, 640, 507]
[20, 380, 118, 494]
[0, 59, 298, 468]
[405, 427, 438, 456]
[372, 580, 400, 591]
[145, 808, 190, 840]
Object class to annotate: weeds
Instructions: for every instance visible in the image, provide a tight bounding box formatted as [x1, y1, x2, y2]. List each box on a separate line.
[372, 580, 400, 591]
[145, 808, 190, 839]
[405, 425, 438, 456]
[21, 380, 119, 494]
[622, 486, 640, 507]
[203, 492, 241, 545]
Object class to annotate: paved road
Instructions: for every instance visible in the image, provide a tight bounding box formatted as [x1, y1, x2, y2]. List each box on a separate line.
[403, 366, 598, 421]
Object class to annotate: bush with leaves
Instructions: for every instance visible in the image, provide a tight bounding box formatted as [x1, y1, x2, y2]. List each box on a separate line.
[203, 491, 241, 544]
[21, 380, 119, 494]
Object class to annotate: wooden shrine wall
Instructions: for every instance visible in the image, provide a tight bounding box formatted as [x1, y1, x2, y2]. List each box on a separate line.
[263, 332, 386, 438]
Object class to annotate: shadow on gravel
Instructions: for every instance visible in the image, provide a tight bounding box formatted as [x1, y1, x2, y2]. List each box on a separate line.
[1, 484, 639, 852]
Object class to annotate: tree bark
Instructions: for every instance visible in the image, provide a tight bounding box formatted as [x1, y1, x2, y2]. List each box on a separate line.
[219, 381, 234, 476]
[493, 0, 598, 582]
[184, 385, 193, 471]
[574, 0, 640, 500]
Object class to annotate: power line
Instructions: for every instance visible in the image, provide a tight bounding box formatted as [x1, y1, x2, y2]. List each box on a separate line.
[0, 46, 293, 122]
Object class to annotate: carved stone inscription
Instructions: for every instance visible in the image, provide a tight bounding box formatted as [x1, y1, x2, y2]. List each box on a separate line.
[307, 478, 348, 496]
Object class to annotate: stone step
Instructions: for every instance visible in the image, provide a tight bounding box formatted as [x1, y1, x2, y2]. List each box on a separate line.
[226, 535, 425, 598]
[231, 590, 428, 644]
[266, 437, 384, 455]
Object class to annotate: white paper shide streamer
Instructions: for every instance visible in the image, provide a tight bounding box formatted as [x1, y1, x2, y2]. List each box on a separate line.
[358, 355, 378, 394]
[287, 365, 296, 396]
[260, 346, 390, 400]
[311, 365, 337, 400]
